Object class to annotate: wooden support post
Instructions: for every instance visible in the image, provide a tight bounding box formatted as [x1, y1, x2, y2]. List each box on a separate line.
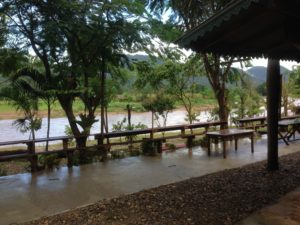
[251, 133, 254, 153]
[205, 126, 209, 133]
[186, 136, 194, 148]
[27, 141, 38, 172]
[181, 127, 185, 135]
[266, 59, 280, 171]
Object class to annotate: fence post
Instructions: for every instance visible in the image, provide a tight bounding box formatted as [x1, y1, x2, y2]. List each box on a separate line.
[181, 127, 185, 136]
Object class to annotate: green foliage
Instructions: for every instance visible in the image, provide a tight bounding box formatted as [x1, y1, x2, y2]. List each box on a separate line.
[0, 165, 7, 176]
[110, 150, 126, 160]
[112, 118, 147, 133]
[192, 136, 209, 148]
[229, 74, 263, 119]
[13, 117, 42, 134]
[256, 82, 267, 96]
[0, 81, 42, 139]
[288, 66, 300, 97]
[75, 114, 98, 135]
[135, 54, 204, 124]
[0, 49, 28, 77]
[112, 118, 127, 132]
[1, 0, 154, 141]
[64, 126, 73, 136]
[142, 93, 175, 127]
[166, 143, 176, 151]
[38, 154, 61, 170]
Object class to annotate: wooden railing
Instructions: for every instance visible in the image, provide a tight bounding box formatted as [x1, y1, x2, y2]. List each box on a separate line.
[237, 115, 300, 131]
[0, 121, 227, 172]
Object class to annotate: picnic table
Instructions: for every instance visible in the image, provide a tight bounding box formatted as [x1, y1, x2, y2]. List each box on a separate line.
[206, 129, 254, 158]
[278, 119, 300, 145]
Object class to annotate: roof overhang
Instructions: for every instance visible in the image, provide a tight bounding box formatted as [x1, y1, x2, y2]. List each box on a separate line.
[177, 0, 300, 61]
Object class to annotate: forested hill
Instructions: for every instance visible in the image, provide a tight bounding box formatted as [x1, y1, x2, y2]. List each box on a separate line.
[246, 66, 291, 84]
[127, 54, 292, 88]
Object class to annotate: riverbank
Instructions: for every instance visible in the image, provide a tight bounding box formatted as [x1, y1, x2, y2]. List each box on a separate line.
[0, 99, 216, 120]
[18, 151, 300, 225]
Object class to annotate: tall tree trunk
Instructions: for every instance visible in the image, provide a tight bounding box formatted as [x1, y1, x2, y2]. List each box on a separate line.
[57, 97, 81, 137]
[201, 54, 232, 128]
[99, 58, 107, 158]
[84, 71, 89, 114]
[217, 90, 229, 128]
[100, 63, 106, 140]
[240, 96, 245, 118]
[31, 119, 36, 141]
[127, 104, 132, 128]
[58, 97, 88, 163]
[283, 96, 288, 117]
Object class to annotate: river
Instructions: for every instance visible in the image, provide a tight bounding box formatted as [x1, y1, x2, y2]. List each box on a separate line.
[0, 110, 212, 142]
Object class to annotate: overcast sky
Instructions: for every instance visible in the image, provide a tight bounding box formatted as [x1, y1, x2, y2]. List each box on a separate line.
[250, 58, 298, 71]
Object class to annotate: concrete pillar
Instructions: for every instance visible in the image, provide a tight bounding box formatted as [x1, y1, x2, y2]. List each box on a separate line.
[266, 59, 280, 171]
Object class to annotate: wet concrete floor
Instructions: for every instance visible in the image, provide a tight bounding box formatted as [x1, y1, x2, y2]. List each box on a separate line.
[0, 137, 299, 225]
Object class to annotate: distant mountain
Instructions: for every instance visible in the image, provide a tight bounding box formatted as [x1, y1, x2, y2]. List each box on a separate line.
[127, 55, 293, 88]
[246, 66, 291, 84]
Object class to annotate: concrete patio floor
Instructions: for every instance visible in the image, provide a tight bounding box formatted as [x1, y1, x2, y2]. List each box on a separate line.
[1, 136, 300, 225]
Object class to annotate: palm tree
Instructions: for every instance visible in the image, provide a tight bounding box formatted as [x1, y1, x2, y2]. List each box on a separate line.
[0, 85, 41, 140]
[10, 66, 56, 150]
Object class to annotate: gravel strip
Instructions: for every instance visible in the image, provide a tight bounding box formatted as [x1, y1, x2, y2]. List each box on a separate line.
[19, 152, 300, 225]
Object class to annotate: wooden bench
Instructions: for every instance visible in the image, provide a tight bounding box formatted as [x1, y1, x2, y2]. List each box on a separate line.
[0, 121, 227, 172]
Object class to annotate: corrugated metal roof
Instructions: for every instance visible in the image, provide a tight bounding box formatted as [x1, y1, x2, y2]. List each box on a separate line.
[176, 0, 300, 61]
[177, 0, 262, 47]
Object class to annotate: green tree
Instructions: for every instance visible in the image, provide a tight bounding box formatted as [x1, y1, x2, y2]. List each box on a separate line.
[2, 0, 150, 150]
[148, 0, 249, 127]
[136, 54, 203, 124]
[286, 67, 300, 115]
[228, 70, 263, 121]
[0, 81, 41, 140]
[9, 62, 57, 150]
[142, 93, 175, 128]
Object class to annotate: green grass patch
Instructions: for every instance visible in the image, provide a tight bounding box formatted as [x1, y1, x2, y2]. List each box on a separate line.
[0, 94, 217, 117]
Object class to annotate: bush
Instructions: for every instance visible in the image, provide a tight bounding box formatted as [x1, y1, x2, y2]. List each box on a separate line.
[192, 136, 209, 148]
[165, 143, 176, 151]
[38, 154, 61, 170]
[109, 150, 126, 159]
[0, 165, 7, 176]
